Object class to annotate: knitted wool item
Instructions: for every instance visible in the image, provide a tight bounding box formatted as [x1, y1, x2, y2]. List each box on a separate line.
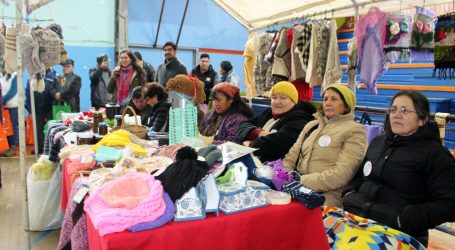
[264, 31, 279, 65]
[99, 175, 150, 209]
[243, 34, 256, 97]
[356, 7, 387, 95]
[306, 21, 320, 86]
[57, 179, 88, 250]
[20, 32, 45, 76]
[347, 37, 358, 91]
[321, 21, 342, 92]
[433, 12, 455, 79]
[254, 33, 274, 93]
[0, 33, 5, 66]
[84, 173, 166, 236]
[166, 74, 206, 104]
[156, 146, 210, 202]
[315, 22, 330, 86]
[384, 13, 412, 66]
[290, 25, 307, 81]
[128, 192, 175, 232]
[4, 25, 17, 73]
[272, 28, 292, 81]
[410, 7, 436, 61]
[34, 29, 61, 68]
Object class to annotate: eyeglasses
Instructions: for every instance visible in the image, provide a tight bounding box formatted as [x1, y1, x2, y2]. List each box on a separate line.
[387, 106, 417, 115]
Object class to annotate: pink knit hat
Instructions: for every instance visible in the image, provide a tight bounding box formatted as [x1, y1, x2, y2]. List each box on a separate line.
[84, 173, 166, 236]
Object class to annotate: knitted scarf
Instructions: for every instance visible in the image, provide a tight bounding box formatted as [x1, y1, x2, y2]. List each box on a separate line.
[4, 25, 17, 73]
[116, 65, 134, 105]
[433, 12, 455, 79]
[254, 33, 274, 93]
[356, 7, 387, 94]
[384, 13, 412, 66]
[410, 7, 436, 61]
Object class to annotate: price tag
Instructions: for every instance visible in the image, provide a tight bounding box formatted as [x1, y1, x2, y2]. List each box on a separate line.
[72, 186, 90, 204]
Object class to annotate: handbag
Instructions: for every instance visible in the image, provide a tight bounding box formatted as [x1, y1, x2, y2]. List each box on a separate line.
[0, 123, 9, 152]
[2, 108, 13, 136]
[26, 114, 34, 145]
[52, 102, 71, 120]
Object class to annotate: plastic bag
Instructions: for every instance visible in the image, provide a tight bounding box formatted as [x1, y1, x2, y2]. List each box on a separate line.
[27, 167, 64, 231]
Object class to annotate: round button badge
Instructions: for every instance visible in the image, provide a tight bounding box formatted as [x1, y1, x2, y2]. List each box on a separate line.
[318, 135, 331, 147]
[363, 161, 373, 176]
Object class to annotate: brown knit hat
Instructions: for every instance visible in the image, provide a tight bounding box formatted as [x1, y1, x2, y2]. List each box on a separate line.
[166, 74, 206, 104]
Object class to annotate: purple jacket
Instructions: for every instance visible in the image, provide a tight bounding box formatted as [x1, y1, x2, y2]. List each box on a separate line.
[201, 111, 248, 145]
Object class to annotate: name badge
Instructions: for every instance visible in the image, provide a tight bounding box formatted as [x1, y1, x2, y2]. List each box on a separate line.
[318, 135, 331, 147]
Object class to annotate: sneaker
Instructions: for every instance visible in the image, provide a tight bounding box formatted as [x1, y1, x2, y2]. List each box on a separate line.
[1, 146, 16, 157]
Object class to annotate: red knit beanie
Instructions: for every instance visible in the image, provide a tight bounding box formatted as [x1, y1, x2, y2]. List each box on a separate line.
[212, 82, 240, 98]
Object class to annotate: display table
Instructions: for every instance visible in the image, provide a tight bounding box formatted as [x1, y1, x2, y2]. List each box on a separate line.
[86, 201, 329, 250]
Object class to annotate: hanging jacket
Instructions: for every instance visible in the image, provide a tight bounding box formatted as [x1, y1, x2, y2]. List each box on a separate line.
[343, 122, 455, 240]
[238, 101, 316, 162]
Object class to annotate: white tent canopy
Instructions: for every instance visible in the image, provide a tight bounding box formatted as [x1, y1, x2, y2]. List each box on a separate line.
[213, 0, 454, 31]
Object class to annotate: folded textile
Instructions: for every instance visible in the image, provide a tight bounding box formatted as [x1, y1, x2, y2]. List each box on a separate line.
[92, 130, 146, 155]
[128, 193, 175, 232]
[281, 181, 325, 209]
[84, 173, 166, 236]
[95, 146, 123, 162]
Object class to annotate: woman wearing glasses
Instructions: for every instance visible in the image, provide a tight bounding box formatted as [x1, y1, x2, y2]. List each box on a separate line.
[342, 90, 455, 247]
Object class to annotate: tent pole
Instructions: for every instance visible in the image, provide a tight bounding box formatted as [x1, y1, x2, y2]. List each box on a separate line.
[176, 0, 190, 47]
[153, 0, 166, 48]
[16, 0, 32, 249]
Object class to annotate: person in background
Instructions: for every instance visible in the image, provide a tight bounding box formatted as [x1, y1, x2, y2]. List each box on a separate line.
[25, 68, 56, 154]
[342, 90, 455, 247]
[108, 49, 145, 106]
[199, 82, 253, 144]
[50, 59, 82, 112]
[0, 67, 18, 157]
[143, 83, 171, 132]
[122, 86, 151, 121]
[155, 41, 187, 87]
[219, 61, 240, 87]
[238, 81, 316, 162]
[191, 53, 219, 104]
[282, 84, 367, 207]
[89, 53, 111, 109]
[134, 51, 156, 83]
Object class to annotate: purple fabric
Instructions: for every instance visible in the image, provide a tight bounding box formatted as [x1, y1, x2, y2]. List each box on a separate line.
[128, 193, 175, 232]
[212, 111, 249, 145]
[57, 179, 89, 250]
[364, 124, 384, 144]
[263, 159, 294, 191]
[359, 24, 385, 95]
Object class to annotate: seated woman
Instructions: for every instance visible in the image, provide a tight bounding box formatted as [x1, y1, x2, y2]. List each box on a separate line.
[199, 82, 253, 144]
[238, 81, 316, 162]
[143, 83, 171, 132]
[342, 90, 455, 246]
[282, 84, 367, 207]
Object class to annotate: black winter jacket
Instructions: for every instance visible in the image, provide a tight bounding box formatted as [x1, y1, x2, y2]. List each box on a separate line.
[155, 57, 187, 87]
[143, 99, 171, 132]
[191, 65, 219, 104]
[343, 122, 455, 240]
[237, 101, 316, 162]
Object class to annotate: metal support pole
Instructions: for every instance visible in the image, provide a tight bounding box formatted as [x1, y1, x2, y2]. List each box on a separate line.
[153, 0, 166, 48]
[176, 0, 190, 47]
[15, 0, 31, 249]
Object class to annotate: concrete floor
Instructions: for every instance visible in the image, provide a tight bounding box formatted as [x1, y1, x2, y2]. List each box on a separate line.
[1, 155, 455, 249]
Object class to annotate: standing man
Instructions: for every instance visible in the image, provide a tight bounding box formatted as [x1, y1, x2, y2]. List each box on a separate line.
[89, 53, 111, 109]
[50, 59, 82, 112]
[220, 61, 240, 87]
[134, 51, 156, 83]
[155, 41, 187, 87]
[191, 53, 219, 104]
